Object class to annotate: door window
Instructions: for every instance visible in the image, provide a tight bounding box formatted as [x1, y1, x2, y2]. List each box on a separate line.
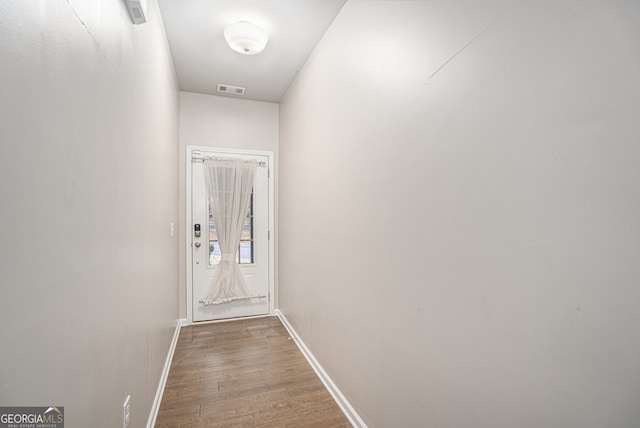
[208, 191, 254, 265]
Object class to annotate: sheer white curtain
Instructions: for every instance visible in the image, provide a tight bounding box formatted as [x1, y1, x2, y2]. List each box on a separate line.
[200, 158, 257, 305]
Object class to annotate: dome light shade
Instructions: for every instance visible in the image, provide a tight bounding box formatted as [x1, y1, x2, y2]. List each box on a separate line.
[224, 21, 268, 55]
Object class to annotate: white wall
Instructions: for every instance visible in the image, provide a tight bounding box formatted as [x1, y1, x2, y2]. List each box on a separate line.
[178, 92, 279, 318]
[279, 1, 640, 427]
[0, 1, 179, 427]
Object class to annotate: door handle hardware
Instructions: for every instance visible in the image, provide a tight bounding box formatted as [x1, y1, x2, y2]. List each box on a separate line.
[194, 242, 201, 248]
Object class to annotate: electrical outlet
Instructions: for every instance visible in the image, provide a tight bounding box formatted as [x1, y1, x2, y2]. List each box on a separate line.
[123, 395, 131, 428]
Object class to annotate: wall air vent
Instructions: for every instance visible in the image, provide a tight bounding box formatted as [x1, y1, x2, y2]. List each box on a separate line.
[217, 84, 246, 96]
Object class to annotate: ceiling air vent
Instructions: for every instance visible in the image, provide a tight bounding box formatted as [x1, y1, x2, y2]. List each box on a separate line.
[217, 84, 246, 96]
[124, 0, 147, 25]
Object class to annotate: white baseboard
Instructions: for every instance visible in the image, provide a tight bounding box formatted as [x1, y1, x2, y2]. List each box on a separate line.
[275, 310, 367, 428]
[146, 318, 187, 428]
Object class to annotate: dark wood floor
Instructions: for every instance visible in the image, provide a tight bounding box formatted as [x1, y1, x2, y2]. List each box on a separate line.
[155, 316, 352, 428]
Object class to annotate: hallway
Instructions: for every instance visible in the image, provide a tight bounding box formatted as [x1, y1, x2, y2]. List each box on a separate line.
[155, 317, 351, 427]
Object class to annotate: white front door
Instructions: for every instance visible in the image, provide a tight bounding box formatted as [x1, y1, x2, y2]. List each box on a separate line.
[190, 149, 271, 322]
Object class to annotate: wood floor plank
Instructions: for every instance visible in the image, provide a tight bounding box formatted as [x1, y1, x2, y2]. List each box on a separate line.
[155, 316, 352, 428]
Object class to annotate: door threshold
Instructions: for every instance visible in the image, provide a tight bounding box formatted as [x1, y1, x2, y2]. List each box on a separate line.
[190, 313, 273, 326]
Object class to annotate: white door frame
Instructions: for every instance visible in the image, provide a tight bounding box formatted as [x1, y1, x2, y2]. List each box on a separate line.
[185, 145, 275, 324]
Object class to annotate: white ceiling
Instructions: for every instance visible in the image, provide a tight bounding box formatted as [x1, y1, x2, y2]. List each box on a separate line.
[157, 0, 348, 103]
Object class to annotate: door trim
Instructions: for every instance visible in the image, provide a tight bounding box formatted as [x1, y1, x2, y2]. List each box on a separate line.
[185, 145, 275, 325]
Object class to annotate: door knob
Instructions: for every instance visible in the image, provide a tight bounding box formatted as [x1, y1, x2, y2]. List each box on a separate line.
[194, 242, 201, 248]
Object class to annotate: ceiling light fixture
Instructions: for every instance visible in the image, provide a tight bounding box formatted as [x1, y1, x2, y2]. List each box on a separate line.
[224, 21, 268, 55]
